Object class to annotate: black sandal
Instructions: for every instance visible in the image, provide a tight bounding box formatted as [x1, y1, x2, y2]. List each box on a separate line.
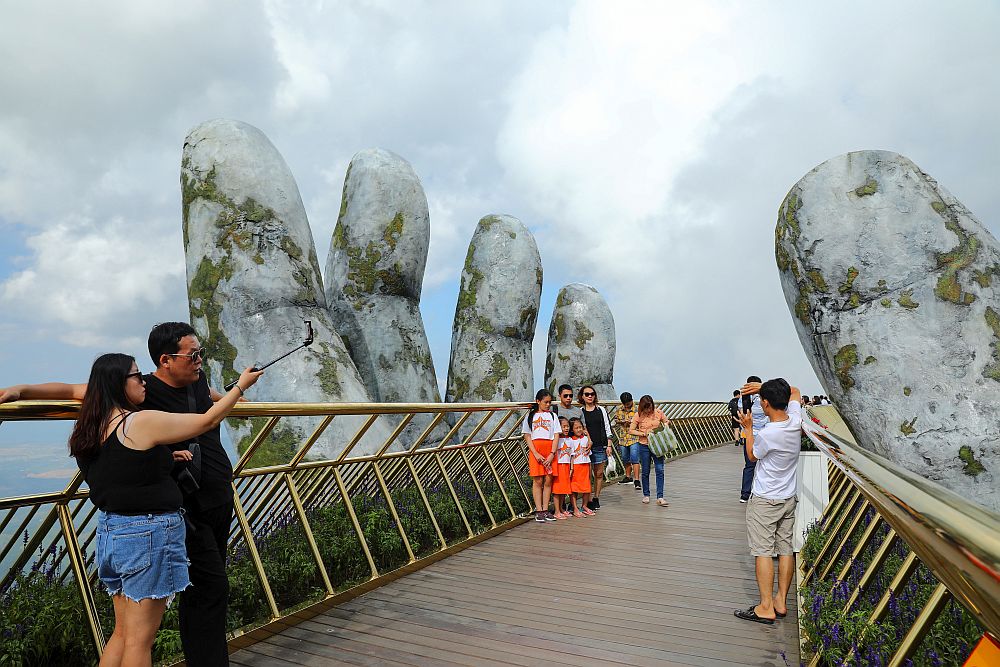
[734, 606, 775, 625]
[775, 610, 787, 618]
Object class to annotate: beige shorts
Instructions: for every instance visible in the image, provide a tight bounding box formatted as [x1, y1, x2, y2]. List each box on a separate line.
[747, 495, 797, 557]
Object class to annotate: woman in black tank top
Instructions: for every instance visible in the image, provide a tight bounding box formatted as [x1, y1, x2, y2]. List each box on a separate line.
[69, 353, 263, 666]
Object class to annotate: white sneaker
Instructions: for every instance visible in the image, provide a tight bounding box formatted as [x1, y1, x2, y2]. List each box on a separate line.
[642, 497, 650, 504]
[739, 498, 748, 503]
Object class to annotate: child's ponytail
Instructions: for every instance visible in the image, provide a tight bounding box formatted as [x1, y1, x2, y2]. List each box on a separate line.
[525, 388, 552, 432]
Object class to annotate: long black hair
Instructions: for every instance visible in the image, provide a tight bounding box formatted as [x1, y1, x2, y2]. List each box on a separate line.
[525, 389, 552, 431]
[68, 353, 141, 458]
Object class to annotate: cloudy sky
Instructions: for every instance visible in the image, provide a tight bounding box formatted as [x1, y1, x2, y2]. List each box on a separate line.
[2, 0, 999, 442]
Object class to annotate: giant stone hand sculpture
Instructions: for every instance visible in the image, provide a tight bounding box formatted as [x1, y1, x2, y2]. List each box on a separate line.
[181, 119, 392, 460]
[325, 148, 445, 446]
[777, 150, 998, 511]
[545, 283, 617, 401]
[446, 215, 542, 437]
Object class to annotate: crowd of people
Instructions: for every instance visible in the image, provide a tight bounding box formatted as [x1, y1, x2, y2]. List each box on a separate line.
[521, 385, 668, 522]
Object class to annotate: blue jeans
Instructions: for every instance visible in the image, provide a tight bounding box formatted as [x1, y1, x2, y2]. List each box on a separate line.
[619, 443, 638, 464]
[639, 444, 665, 499]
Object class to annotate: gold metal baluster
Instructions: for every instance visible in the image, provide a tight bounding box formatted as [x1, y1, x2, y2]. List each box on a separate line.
[802, 488, 862, 585]
[842, 528, 899, 616]
[833, 515, 886, 583]
[331, 467, 379, 579]
[434, 451, 474, 538]
[57, 504, 105, 657]
[498, 434, 533, 512]
[459, 447, 496, 529]
[282, 473, 334, 595]
[405, 458, 448, 550]
[231, 491, 280, 618]
[817, 498, 872, 581]
[289, 415, 336, 466]
[837, 550, 920, 666]
[481, 442, 516, 519]
[371, 459, 416, 563]
[232, 416, 280, 476]
[888, 583, 951, 667]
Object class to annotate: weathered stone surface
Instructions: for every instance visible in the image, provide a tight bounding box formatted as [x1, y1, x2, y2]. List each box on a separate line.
[324, 149, 443, 445]
[446, 215, 541, 433]
[544, 283, 617, 401]
[181, 119, 392, 461]
[777, 150, 999, 510]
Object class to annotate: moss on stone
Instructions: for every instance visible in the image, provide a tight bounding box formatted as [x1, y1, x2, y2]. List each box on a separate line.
[281, 235, 303, 261]
[775, 243, 792, 272]
[864, 356, 877, 365]
[834, 344, 859, 392]
[451, 374, 470, 401]
[806, 270, 829, 294]
[338, 162, 353, 224]
[476, 338, 487, 353]
[854, 177, 878, 197]
[557, 353, 570, 361]
[845, 293, 861, 309]
[982, 306, 1000, 382]
[332, 222, 347, 250]
[455, 243, 483, 317]
[839, 266, 859, 294]
[502, 326, 519, 337]
[877, 279, 887, 291]
[973, 269, 992, 288]
[903, 386, 911, 396]
[899, 417, 917, 436]
[958, 445, 986, 477]
[503, 388, 513, 401]
[898, 290, 919, 309]
[880, 298, 892, 308]
[932, 203, 980, 305]
[473, 353, 510, 400]
[552, 311, 567, 343]
[314, 343, 343, 396]
[383, 212, 404, 251]
[574, 322, 594, 350]
[779, 192, 802, 241]
[795, 293, 811, 326]
[931, 200, 947, 214]
[188, 256, 239, 387]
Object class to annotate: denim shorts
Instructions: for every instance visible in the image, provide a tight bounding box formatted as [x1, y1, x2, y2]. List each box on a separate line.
[96, 511, 190, 603]
[590, 444, 608, 464]
[619, 443, 639, 464]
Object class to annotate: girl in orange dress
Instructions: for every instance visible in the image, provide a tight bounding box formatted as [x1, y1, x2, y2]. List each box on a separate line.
[521, 389, 560, 522]
[551, 417, 573, 519]
[567, 418, 595, 517]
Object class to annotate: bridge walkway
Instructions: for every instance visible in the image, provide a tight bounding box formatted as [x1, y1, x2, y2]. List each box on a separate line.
[229, 444, 799, 667]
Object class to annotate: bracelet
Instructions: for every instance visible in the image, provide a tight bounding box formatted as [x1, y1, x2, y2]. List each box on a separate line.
[235, 385, 244, 397]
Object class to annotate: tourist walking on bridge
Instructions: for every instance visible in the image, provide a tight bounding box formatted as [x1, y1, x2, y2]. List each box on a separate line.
[68, 352, 261, 666]
[629, 395, 670, 506]
[578, 385, 613, 511]
[615, 392, 640, 488]
[734, 378, 801, 625]
[522, 389, 559, 522]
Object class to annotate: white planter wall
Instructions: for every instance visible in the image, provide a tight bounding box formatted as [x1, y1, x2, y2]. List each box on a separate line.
[794, 451, 830, 551]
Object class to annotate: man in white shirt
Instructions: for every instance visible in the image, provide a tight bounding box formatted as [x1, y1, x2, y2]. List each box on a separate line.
[734, 378, 802, 625]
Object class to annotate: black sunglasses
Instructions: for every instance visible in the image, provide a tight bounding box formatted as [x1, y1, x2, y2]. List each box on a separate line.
[583, 392, 596, 397]
[126, 371, 145, 384]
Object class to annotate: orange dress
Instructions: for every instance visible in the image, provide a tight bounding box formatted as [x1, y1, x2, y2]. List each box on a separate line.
[551, 438, 573, 494]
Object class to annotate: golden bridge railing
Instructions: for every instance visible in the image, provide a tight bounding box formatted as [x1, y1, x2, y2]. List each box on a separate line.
[799, 405, 1000, 666]
[0, 398, 732, 665]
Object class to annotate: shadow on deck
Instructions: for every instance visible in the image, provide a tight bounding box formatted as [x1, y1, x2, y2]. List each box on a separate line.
[229, 444, 799, 667]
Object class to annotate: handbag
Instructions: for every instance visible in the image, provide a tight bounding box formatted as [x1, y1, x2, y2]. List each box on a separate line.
[647, 422, 679, 458]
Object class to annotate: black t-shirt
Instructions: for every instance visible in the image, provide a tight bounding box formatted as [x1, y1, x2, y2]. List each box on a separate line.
[142, 372, 234, 510]
[582, 406, 609, 448]
[78, 424, 182, 514]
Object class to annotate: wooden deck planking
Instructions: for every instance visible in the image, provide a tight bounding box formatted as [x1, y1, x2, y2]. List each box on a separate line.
[231, 444, 800, 667]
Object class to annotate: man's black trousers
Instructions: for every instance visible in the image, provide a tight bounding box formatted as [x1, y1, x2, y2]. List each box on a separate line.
[179, 502, 233, 666]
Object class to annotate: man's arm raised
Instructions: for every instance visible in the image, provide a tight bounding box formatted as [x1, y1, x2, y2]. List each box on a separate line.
[0, 382, 87, 404]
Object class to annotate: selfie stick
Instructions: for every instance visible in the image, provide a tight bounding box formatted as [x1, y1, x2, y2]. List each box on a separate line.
[224, 320, 315, 391]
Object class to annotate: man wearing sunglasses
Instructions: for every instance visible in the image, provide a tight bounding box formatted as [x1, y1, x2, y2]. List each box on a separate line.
[1, 321, 242, 667]
[552, 383, 583, 423]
